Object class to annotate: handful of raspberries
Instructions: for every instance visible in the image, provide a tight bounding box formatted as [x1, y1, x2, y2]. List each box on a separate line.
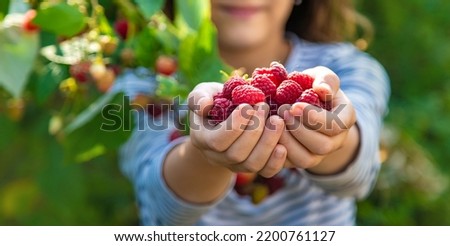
[208, 62, 331, 124]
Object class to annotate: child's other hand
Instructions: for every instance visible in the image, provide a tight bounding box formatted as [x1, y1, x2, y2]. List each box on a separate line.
[279, 66, 357, 174]
[188, 82, 287, 178]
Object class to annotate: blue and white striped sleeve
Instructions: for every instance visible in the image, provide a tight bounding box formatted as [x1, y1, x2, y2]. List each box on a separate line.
[301, 49, 390, 200]
[114, 68, 224, 225]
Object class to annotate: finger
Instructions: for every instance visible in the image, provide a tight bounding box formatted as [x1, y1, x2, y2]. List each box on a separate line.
[283, 158, 295, 168]
[278, 131, 324, 169]
[285, 116, 349, 155]
[258, 144, 287, 178]
[224, 103, 270, 164]
[239, 115, 285, 173]
[192, 104, 256, 152]
[188, 82, 223, 116]
[289, 90, 356, 136]
[303, 66, 340, 101]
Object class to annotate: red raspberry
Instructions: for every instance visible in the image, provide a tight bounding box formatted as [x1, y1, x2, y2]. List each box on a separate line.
[232, 85, 265, 105]
[209, 97, 235, 124]
[260, 176, 285, 195]
[296, 88, 322, 108]
[147, 103, 164, 117]
[23, 9, 39, 33]
[114, 19, 129, 40]
[250, 75, 276, 99]
[155, 55, 177, 76]
[70, 61, 92, 83]
[169, 129, 184, 142]
[288, 71, 314, 90]
[235, 172, 257, 187]
[252, 61, 288, 87]
[275, 80, 304, 105]
[222, 75, 247, 99]
[321, 100, 332, 111]
[213, 92, 225, 100]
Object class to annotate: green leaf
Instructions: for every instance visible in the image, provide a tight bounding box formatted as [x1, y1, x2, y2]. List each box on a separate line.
[155, 75, 189, 100]
[63, 90, 118, 134]
[34, 62, 67, 104]
[0, 22, 39, 98]
[131, 27, 161, 67]
[98, 11, 114, 36]
[0, 115, 18, 150]
[0, 0, 10, 21]
[63, 92, 133, 163]
[33, 3, 87, 37]
[175, 0, 209, 32]
[135, 0, 164, 20]
[178, 19, 230, 89]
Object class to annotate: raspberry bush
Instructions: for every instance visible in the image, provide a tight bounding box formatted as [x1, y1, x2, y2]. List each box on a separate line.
[0, 0, 229, 225]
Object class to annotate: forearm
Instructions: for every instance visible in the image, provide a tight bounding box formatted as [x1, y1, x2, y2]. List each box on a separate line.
[306, 124, 360, 175]
[163, 138, 234, 204]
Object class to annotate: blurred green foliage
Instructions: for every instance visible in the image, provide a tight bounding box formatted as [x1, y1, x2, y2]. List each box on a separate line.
[356, 0, 450, 225]
[1, 0, 450, 225]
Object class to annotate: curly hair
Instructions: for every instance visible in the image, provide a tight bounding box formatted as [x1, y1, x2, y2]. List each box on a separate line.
[286, 0, 373, 45]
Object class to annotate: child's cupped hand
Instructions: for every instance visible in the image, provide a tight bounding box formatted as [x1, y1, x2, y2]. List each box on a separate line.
[279, 66, 357, 173]
[188, 82, 287, 178]
[187, 66, 357, 176]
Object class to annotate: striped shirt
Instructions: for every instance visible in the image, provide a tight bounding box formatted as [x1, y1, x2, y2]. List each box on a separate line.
[115, 34, 390, 226]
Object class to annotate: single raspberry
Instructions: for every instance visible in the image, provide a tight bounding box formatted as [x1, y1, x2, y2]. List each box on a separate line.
[296, 88, 322, 108]
[23, 9, 39, 33]
[250, 74, 276, 99]
[99, 35, 118, 55]
[252, 61, 288, 87]
[235, 172, 257, 187]
[114, 19, 129, 40]
[222, 75, 247, 99]
[168, 129, 184, 142]
[275, 80, 304, 105]
[252, 183, 269, 204]
[70, 61, 92, 83]
[95, 69, 115, 93]
[231, 85, 265, 105]
[120, 48, 135, 67]
[288, 71, 314, 90]
[259, 176, 285, 195]
[107, 64, 122, 76]
[155, 55, 177, 76]
[209, 97, 235, 124]
[89, 62, 107, 82]
[147, 103, 164, 117]
[321, 100, 332, 111]
[213, 92, 225, 100]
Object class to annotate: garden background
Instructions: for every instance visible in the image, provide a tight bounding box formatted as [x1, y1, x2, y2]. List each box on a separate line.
[1, 0, 449, 225]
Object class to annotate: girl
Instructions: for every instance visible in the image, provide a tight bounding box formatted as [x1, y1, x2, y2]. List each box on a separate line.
[118, 0, 390, 225]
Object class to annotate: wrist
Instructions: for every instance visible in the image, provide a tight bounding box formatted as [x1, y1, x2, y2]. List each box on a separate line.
[163, 139, 234, 204]
[184, 139, 233, 176]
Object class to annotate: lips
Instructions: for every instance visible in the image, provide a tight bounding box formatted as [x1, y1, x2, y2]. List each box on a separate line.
[221, 5, 264, 19]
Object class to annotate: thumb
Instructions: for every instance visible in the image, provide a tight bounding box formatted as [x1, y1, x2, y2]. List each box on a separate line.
[302, 66, 340, 101]
[187, 82, 223, 116]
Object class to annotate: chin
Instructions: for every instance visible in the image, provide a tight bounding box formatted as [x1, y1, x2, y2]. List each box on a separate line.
[218, 29, 266, 51]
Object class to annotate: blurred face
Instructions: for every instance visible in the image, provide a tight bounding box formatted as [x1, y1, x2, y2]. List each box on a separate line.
[211, 0, 294, 50]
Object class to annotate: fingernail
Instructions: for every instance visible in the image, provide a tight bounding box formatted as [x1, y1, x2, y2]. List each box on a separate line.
[290, 103, 303, 116]
[274, 147, 286, 159]
[318, 82, 332, 93]
[283, 110, 293, 121]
